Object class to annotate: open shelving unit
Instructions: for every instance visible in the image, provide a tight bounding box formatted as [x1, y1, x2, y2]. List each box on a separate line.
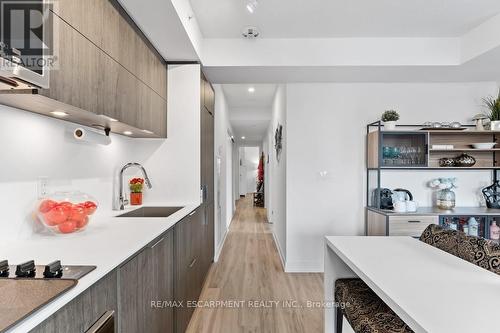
[366, 121, 500, 239]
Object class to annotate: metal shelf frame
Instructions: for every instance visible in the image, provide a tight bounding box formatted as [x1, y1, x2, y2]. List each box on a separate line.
[366, 121, 500, 210]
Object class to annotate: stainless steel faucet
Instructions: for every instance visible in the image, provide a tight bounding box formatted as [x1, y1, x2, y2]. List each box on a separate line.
[116, 162, 153, 210]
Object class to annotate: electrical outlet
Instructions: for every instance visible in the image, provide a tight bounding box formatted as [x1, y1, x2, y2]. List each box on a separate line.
[37, 177, 49, 199]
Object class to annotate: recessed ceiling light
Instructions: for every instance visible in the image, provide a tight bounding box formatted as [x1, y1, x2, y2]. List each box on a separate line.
[241, 136, 246, 140]
[246, 0, 258, 13]
[50, 111, 68, 117]
[123, 131, 133, 136]
[142, 129, 154, 134]
[248, 87, 255, 93]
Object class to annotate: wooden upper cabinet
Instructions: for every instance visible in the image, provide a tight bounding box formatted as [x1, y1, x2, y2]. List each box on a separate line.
[40, 12, 99, 114]
[203, 79, 215, 115]
[53, 0, 167, 100]
[44, 0, 167, 137]
[97, 50, 167, 137]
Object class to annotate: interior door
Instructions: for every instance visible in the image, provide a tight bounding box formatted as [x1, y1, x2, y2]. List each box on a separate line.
[239, 165, 247, 196]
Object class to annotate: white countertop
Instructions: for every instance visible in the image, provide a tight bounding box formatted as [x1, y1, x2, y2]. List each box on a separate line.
[0, 202, 200, 333]
[325, 236, 500, 333]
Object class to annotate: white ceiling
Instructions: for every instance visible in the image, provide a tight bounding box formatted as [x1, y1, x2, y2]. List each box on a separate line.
[222, 84, 276, 143]
[189, 0, 500, 38]
[222, 84, 276, 108]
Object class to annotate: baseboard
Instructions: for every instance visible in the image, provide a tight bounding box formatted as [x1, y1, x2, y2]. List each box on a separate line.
[271, 232, 286, 271]
[214, 213, 235, 262]
[284, 260, 324, 273]
[214, 229, 228, 262]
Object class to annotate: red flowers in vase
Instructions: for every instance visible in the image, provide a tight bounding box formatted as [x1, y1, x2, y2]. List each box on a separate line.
[129, 178, 145, 205]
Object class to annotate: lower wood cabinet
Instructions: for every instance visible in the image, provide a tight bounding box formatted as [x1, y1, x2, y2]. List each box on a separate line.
[31, 270, 118, 333]
[31, 212, 212, 333]
[174, 208, 204, 333]
[200, 203, 215, 277]
[118, 229, 174, 333]
[367, 209, 439, 237]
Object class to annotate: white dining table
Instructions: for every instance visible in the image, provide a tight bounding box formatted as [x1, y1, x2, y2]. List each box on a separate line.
[324, 236, 500, 333]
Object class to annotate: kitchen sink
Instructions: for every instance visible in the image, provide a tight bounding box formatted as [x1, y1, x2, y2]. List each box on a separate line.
[116, 206, 184, 218]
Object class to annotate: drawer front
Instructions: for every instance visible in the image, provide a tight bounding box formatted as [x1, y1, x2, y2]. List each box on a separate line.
[388, 216, 438, 237]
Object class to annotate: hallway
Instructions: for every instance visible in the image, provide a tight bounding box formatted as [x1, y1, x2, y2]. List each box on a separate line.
[187, 196, 324, 333]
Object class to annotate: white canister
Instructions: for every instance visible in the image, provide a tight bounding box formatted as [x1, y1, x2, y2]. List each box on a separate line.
[384, 121, 397, 131]
[394, 201, 407, 213]
[490, 121, 500, 131]
[406, 201, 418, 212]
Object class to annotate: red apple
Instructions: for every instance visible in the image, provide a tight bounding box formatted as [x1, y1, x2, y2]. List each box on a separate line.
[38, 200, 57, 214]
[58, 220, 77, 234]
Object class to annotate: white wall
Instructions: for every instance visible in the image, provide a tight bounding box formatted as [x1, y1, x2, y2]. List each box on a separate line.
[0, 64, 201, 240]
[265, 84, 287, 267]
[243, 147, 259, 194]
[284, 82, 498, 272]
[213, 84, 235, 260]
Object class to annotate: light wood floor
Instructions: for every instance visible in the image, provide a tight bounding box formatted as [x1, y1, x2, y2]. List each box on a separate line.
[187, 196, 324, 333]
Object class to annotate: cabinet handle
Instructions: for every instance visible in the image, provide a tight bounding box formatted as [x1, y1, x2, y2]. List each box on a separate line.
[85, 310, 114, 333]
[189, 210, 197, 216]
[188, 258, 197, 268]
[150, 237, 165, 249]
[408, 220, 421, 223]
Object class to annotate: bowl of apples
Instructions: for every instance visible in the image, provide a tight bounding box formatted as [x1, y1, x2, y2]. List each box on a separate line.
[36, 191, 98, 234]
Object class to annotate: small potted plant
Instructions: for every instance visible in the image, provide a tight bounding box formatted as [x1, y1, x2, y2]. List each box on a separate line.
[381, 110, 400, 131]
[482, 89, 500, 130]
[129, 178, 145, 205]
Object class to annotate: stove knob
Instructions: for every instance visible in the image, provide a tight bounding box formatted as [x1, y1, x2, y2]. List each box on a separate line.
[43, 260, 63, 278]
[0, 260, 9, 277]
[15, 260, 36, 278]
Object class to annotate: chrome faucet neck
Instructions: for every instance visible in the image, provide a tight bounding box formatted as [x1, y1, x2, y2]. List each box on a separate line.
[116, 162, 153, 210]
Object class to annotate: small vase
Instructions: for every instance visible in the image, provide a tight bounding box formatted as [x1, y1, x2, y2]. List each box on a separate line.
[436, 189, 455, 210]
[384, 121, 397, 131]
[490, 120, 500, 131]
[130, 192, 143, 205]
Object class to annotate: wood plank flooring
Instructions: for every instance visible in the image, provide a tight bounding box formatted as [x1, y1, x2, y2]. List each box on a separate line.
[187, 196, 324, 333]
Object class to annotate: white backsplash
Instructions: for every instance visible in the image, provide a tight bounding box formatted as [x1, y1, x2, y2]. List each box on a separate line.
[381, 170, 493, 207]
[0, 71, 201, 240]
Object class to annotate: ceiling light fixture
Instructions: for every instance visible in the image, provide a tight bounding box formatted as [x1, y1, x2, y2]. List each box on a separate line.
[123, 131, 133, 136]
[141, 129, 154, 134]
[50, 111, 68, 117]
[241, 136, 246, 140]
[248, 87, 255, 93]
[246, 0, 258, 13]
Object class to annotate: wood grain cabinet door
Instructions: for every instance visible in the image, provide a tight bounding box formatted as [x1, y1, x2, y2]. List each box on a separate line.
[200, 203, 215, 279]
[118, 231, 174, 333]
[30, 296, 85, 333]
[81, 270, 118, 332]
[204, 81, 215, 115]
[40, 12, 99, 114]
[174, 210, 204, 333]
[31, 271, 118, 333]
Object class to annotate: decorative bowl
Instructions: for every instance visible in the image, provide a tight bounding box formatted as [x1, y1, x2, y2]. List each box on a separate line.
[471, 142, 496, 149]
[35, 191, 98, 234]
[439, 157, 456, 167]
[454, 153, 476, 167]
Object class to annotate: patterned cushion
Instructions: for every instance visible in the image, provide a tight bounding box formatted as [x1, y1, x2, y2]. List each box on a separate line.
[419, 224, 462, 257]
[457, 234, 500, 275]
[335, 278, 414, 333]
